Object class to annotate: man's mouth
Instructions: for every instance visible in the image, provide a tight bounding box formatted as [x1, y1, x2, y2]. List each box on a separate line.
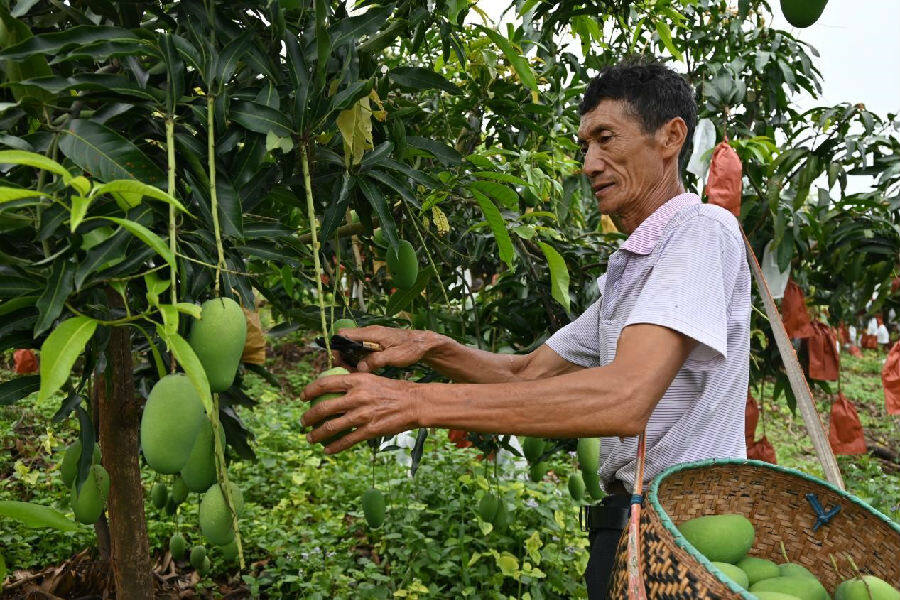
[593, 182, 615, 196]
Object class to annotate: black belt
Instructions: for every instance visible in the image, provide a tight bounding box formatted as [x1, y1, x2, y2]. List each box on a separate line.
[581, 480, 634, 533]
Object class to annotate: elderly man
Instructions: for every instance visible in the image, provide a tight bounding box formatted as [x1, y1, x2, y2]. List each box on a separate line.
[302, 60, 750, 598]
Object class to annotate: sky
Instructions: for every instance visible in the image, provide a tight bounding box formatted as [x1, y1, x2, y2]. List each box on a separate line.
[473, 0, 900, 118]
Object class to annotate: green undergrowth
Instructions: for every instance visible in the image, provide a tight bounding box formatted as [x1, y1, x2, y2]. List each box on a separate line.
[1, 348, 897, 598]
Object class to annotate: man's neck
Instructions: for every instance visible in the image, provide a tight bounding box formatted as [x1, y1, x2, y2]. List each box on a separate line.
[613, 176, 686, 234]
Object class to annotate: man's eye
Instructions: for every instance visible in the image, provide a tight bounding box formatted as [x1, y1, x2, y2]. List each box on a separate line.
[578, 143, 588, 155]
[599, 135, 612, 144]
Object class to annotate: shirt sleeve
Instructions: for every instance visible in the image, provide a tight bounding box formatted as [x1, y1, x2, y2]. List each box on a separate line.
[545, 298, 605, 367]
[624, 214, 744, 367]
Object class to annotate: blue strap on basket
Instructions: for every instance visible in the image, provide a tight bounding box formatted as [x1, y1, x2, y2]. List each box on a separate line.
[806, 492, 841, 532]
[631, 494, 644, 506]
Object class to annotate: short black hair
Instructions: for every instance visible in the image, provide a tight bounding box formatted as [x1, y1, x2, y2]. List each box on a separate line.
[579, 60, 697, 169]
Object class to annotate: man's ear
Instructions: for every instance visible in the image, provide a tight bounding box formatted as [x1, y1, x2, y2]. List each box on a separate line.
[659, 117, 688, 160]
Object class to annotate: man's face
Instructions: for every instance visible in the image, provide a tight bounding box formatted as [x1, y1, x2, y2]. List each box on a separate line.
[577, 99, 667, 218]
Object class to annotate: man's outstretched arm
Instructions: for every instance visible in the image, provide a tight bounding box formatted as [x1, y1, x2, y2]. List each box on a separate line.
[302, 323, 697, 452]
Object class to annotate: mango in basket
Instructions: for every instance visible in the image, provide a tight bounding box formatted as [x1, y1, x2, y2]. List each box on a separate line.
[749, 576, 830, 600]
[712, 561, 750, 589]
[738, 557, 781, 585]
[752, 593, 803, 600]
[835, 575, 900, 600]
[677, 513, 755, 563]
[779, 563, 818, 579]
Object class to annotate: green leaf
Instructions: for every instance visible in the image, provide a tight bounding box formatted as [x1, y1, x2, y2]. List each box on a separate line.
[0, 7, 53, 104]
[58, 119, 165, 187]
[471, 189, 514, 269]
[470, 180, 518, 210]
[69, 195, 91, 232]
[495, 552, 519, 576]
[156, 326, 213, 416]
[388, 66, 461, 95]
[102, 217, 176, 271]
[230, 100, 294, 138]
[12, 74, 163, 102]
[330, 79, 374, 113]
[537, 242, 571, 315]
[0, 186, 46, 203]
[0, 500, 78, 531]
[0, 275, 41, 298]
[174, 302, 202, 319]
[358, 177, 398, 251]
[34, 260, 75, 336]
[405, 136, 461, 166]
[0, 150, 71, 182]
[92, 180, 188, 214]
[67, 175, 90, 196]
[38, 316, 98, 403]
[386, 267, 434, 317]
[143, 271, 170, 306]
[479, 27, 537, 93]
[0, 25, 138, 61]
[0, 375, 40, 406]
[654, 21, 683, 62]
[74, 228, 128, 290]
[158, 304, 178, 335]
[314, 0, 330, 86]
[472, 171, 529, 187]
[0, 295, 37, 317]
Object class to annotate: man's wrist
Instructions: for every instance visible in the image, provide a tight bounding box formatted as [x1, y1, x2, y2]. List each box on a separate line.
[421, 331, 454, 364]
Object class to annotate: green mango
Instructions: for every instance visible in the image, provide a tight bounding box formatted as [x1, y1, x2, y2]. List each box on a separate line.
[712, 562, 749, 589]
[220, 541, 238, 562]
[140, 374, 206, 474]
[521, 437, 545, 463]
[189, 545, 207, 571]
[169, 533, 187, 560]
[165, 497, 178, 516]
[567, 472, 586, 502]
[200, 556, 211, 575]
[753, 594, 803, 600]
[835, 575, 900, 600]
[750, 576, 830, 600]
[478, 493, 501, 523]
[677, 514, 755, 564]
[150, 482, 168, 509]
[199, 483, 244, 546]
[188, 297, 247, 393]
[528, 461, 548, 483]
[70, 465, 110, 525]
[494, 500, 514, 533]
[386, 239, 418, 289]
[309, 367, 351, 445]
[331, 318, 357, 336]
[361, 487, 386, 528]
[60, 439, 101, 485]
[181, 419, 223, 493]
[737, 557, 781, 585]
[576, 438, 600, 474]
[780, 0, 828, 28]
[581, 468, 604, 502]
[372, 227, 387, 248]
[780, 563, 818, 579]
[170, 476, 189, 505]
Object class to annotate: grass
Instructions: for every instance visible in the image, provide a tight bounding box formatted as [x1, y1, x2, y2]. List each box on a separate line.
[0, 345, 897, 598]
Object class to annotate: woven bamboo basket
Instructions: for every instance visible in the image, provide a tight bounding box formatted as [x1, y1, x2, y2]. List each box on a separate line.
[609, 459, 900, 599]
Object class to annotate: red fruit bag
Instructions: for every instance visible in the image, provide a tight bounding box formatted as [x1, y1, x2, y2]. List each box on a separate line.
[861, 334, 878, 350]
[838, 322, 851, 345]
[747, 436, 777, 464]
[13, 349, 38, 374]
[448, 429, 472, 449]
[745, 392, 759, 444]
[705, 141, 743, 217]
[781, 279, 814, 339]
[828, 392, 867, 455]
[848, 345, 863, 358]
[881, 342, 900, 415]
[807, 321, 839, 381]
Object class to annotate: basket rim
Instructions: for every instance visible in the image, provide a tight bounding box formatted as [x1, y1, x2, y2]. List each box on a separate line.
[646, 458, 900, 599]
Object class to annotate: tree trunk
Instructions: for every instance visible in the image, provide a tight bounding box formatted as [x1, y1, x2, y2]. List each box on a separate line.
[98, 290, 154, 599]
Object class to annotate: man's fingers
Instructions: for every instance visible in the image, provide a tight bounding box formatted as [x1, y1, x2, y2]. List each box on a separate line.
[300, 392, 355, 427]
[357, 347, 411, 372]
[305, 409, 359, 444]
[302, 373, 354, 402]
[339, 325, 391, 344]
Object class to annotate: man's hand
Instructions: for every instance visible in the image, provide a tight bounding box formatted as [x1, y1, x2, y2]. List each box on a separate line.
[334, 326, 440, 373]
[301, 371, 421, 454]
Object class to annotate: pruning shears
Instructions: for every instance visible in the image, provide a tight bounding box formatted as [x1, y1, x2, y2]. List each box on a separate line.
[314, 334, 383, 367]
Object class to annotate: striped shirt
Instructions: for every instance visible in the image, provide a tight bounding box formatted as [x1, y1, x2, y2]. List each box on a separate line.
[546, 193, 750, 491]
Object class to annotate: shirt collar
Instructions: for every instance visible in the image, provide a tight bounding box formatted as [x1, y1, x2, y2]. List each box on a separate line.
[620, 193, 701, 255]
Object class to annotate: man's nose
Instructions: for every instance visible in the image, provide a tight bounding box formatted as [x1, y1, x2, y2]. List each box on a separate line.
[582, 146, 604, 178]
